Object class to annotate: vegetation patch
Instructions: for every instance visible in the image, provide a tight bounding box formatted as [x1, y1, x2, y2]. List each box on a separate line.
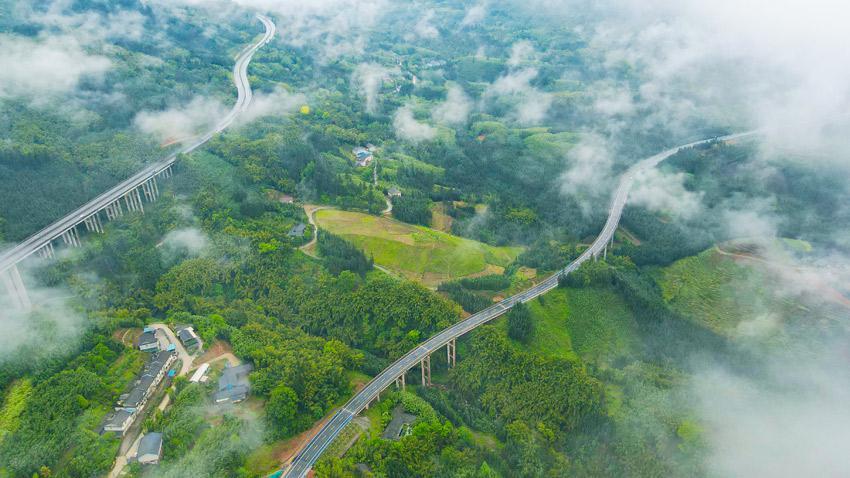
[315, 209, 521, 285]
[656, 248, 782, 336]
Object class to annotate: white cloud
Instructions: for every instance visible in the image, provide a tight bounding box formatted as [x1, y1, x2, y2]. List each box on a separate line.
[507, 40, 535, 67]
[0, 35, 111, 102]
[413, 9, 440, 39]
[134, 96, 229, 144]
[161, 227, 210, 260]
[629, 168, 703, 218]
[431, 84, 472, 125]
[235, 0, 390, 61]
[393, 105, 437, 143]
[693, 347, 850, 478]
[461, 2, 488, 27]
[352, 63, 395, 114]
[0, 267, 87, 364]
[240, 87, 306, 124]
[559, 134, 615, 215]
[487, 68, 553, 124]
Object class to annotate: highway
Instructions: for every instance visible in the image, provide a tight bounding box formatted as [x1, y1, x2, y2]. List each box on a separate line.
[282, 130, 757, 477]
[0, 14, 276, 276]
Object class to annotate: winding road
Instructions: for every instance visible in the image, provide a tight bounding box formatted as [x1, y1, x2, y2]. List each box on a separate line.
[282, 131, 757, 477]
[0, 14, 276, 276]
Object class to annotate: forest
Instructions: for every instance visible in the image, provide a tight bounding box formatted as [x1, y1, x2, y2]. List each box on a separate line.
[2, 0, 848, 477]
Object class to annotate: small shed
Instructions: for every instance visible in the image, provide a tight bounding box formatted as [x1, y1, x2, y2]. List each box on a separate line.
[138, 432, 163, 465]
[387, 186, 402, 198]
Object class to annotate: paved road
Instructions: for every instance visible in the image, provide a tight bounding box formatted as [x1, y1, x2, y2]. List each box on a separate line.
[0, 14, 276, 275]
[282, 131, 757, 477]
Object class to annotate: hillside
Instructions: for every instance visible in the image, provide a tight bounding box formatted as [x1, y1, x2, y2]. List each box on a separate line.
[314, 209, 522, 286]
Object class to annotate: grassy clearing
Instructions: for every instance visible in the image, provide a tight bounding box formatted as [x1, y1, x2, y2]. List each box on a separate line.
[500, 286, 639, 366]
[315, 209, 521, 286]
[656, 248, 779, 336]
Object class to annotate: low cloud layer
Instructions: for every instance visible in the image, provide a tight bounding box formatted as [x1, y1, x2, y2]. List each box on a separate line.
[693, 342, 850, 478]
[134, 96, 228, 143]
[559, 134, 615, 215]
[629, 168, 702, 219]
[394, 105, 437, 143]
[486, 68, 552, 125]
[352, 63, 396, 114]
[0, 268, 86, 364]
[461, 2, 488, 27]
[0, 35, 111, 102]
[432, 85, 473, 126]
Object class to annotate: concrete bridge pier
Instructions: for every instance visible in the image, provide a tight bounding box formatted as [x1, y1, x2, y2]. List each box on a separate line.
[420, 355, 431, 386]
[395, 373, 406, 390]
[37, 242, 55, 259]
[61, 227, 81, 247]
[603, 244, 607, 260]
[446, 338, 456, 368]
[105, 200, 123, 220]
[142, 180, 158, 202]
[1, 265, 31, 311]
[83, 213, 103, 234]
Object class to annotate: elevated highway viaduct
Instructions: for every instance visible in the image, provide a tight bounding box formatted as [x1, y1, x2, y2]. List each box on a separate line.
[282, 131, 757, 477]
[0, 14, 276, 311]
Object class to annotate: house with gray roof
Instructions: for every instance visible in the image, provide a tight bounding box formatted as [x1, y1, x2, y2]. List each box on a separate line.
[214, 363, 253, 405]
[138, 330, 159, 352]
[103, 409, 135, 435]
[138, 432, 163, 465]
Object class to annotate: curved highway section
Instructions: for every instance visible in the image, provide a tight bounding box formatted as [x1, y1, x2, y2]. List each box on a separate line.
[283, 130, 757, 477]
[0, 14, 276, 275]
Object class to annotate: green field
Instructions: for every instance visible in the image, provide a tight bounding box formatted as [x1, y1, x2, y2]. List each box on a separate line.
[655, 247, 787, 337]
[502, 286, 639, 366]
[315, 209, 522, 286]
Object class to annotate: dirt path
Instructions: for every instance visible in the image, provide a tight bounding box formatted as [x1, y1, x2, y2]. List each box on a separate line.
[300, 204, 400, 280]
[714, 245, 850, 309]
[300, 204, 330, 258]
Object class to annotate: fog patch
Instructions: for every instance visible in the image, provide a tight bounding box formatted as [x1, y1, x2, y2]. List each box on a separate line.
[393, 105, 437, 143]
[0, 267, 87, 364]
[486, 68, 552, 124]
[629, 168, 702, 219]
[409, 9, 439, 40]
[240, 87, 306, 124]
[352, 63, 396, 114]
[559, 134, 615, 215]
[507, 40, 536, 67]
[134, 96, 229, 144]
[461, 2, 488, 27]
[0, 35, 111, 102]
[432, 84, 473, 126]
[161, 228, 210, 262]
[692, 344, 850, 478]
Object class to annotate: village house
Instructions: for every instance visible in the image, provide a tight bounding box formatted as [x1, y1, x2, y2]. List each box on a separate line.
[177, 326, 199, 347]
[353, 146, 373, 167]
[137, 432, 163, 465]
[138, 329, 159, 352]
[104, 351, 176, 436]
[214, 363, 253, 405]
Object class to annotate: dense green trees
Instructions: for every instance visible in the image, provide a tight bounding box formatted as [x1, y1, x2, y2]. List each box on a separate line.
[451, 327, 605, 436]
[391, 190, 432, 225]
[507, 303, 533, 342]
[317, 230, 373, 276]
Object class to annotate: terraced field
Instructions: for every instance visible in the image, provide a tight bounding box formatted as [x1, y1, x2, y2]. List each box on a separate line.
[314, 209, 522, 286]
